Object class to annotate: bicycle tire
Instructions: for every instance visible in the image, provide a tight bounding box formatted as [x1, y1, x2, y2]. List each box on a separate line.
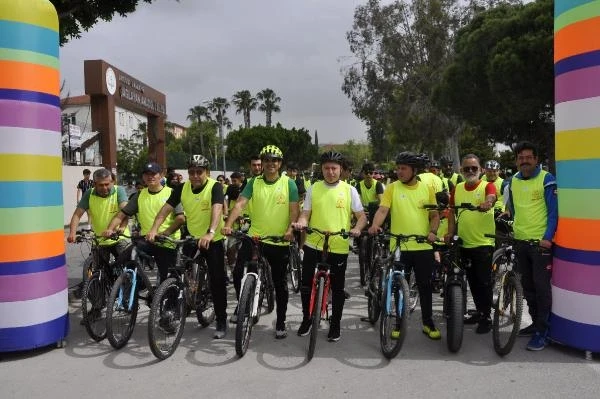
[307, 276, 324, 362]
[358, 236, 368, 286]
[367, 264, 382, 324]
[81, 273, 109, 342]
[446, 284, 464, 353]
[195, 267, 215, 327]
[408, 272, 419, 313]
[492, 272, 523, 356]
[235, 274, 256, 357]
[106, 270, 139, 349]
[380, 274, 409, 359]
[288, 245, 301, 293]
[147, 277, 186, 360]
[82, 255, 95, 284]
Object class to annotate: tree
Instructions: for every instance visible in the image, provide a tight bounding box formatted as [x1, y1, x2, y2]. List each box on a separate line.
[434, 0, 554, 166]
[256, 88, 281, 127]
[117, 137, 148, 183]
[232, 90, 258, 129]
[205, 97, 233, 173]
[186, 105, 210, 155]
[51, 0, 178, 45]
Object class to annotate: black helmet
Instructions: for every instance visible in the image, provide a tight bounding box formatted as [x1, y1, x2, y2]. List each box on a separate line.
[440, 156, 453, 166]
[395, 151, 423, 167]
[320, 150, 344, 165]
[188, 154, 210, 168]
[419, 153, 430, 166]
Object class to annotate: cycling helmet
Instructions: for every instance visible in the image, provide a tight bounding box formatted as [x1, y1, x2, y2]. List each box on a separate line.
[485, 160, 500, 170]
[419, 153, 430, 166]
[362, 162, 375, 173]
[395, 151, 423, 167]
[188, 154, 210, 168]
[440, 156, 453, 166]
[320, 150, 344, 165]
[259, 145, 283, 160]
[430, 160, 441, 168]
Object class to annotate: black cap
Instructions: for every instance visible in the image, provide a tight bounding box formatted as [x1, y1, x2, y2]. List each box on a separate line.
[142, 162, 162, 174]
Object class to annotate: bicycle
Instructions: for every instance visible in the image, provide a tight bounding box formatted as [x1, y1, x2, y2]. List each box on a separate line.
[484, 221, 527, 356]
[230, 231, 285, 357]
[287, 231, 302, 293]
[374, 232, 427, 358]
[79, 232, 126, 342]
[147, 236, 215, 360]
[105, 235, 156, 349]
[301, 227, 348, 362]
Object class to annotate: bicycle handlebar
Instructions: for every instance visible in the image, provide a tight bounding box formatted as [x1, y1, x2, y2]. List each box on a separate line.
[377, 232, 429, 244]
[154, 235, 199, 246]
[483, 233, 540, 246]
[229, 230, 288, 243]
[300, 226, 349, 239]
[424, 202, 487, 212]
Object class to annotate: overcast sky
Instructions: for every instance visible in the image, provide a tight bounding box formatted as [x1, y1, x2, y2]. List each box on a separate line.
[59, 0, 370, 144]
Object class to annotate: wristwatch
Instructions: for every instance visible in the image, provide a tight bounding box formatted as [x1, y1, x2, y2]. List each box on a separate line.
[208, 229, 216, 234]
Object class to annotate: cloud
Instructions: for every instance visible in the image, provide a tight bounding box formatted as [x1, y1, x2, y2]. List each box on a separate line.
[59, 0, 368, 143]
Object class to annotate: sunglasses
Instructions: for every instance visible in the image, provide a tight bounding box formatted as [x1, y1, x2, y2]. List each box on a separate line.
[462, 166, 479, 173]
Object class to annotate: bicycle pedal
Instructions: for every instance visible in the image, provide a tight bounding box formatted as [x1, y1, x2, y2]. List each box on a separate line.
[391, 330, 401, 340]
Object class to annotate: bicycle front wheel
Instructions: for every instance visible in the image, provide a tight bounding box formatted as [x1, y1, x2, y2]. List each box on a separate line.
[106, 270, 139, 349]
[446, 284, 464, 353]
[367, 264, 382, 324]
[408, 272, 419, 313]
[235, 274, 256, 357]
[81, 273, 110, 341]
[288, 245, 302, 293]
[380, 274, 409, 359]
[492, 272, 523, 356]
[194, 262, 215, 327]
[147, 278, 186, 360]
[307, 276, 324, 362]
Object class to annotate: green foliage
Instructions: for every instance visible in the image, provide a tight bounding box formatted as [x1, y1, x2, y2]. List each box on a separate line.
[117, 137, 148, 183]
[225, 124, 317, 170]
[322, 140, 372, 171]
[458, 125, 495, 162]
[232, 90, 258, 129]
[256, 89, 281, 127]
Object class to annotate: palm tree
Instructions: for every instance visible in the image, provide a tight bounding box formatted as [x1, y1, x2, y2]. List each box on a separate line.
[205, 97, 233, 173]
[232, 90, 258, 129]
[256, 88, 281, 127]
[186, 105, 210, 155]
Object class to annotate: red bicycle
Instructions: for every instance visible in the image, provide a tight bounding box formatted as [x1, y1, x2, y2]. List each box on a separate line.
[302, 227, 348, 362]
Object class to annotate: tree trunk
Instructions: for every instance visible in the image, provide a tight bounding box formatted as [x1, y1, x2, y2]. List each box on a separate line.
[266, 111, 272, 128]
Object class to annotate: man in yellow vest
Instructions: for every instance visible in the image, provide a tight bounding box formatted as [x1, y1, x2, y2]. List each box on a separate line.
[507, 141, 557, 351]
[293, 151, 367, 342]
[481, 160, 504, 214]
[147, 155, 228, 339]
[441, 156, 464, 187]
[103, 162, 185, 283]
[67, 168, 130, 299]
[368, 152, 441, 340]
[445, 154, 497, 334]
[222, 145, 299, 339]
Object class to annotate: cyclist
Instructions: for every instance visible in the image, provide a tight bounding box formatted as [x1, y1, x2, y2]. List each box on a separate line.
[506, 141, 557, 351]
[293, 151, 367, 342]
[102, 162, 185, 283]
[222, 145, 300, 339]
[224, 171, 244, 276]
[441, 156, 464, 187]
[445, 154, 496, 334]
[418, 154, 446, 196]
[147, 155, 228, 339]
[481, 160, 504, 214]
[67, 168, 130, 298]
[368, 152, 442, 340]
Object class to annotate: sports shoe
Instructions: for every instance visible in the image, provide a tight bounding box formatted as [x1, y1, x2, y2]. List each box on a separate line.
[213, 320, 227, 339]
[327, 321, 341, 342]
[518, 323, 536, 337]
[464, 312, 481, 325]
[297, 319, 312, 336]
[526, 332, 548, 351]
[275, 322, 288, 339]
[422, 324, 441, 340]
[476, 317, 492, 334]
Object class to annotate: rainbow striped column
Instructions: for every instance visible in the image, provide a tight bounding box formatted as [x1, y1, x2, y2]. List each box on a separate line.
[0, 0, 68, 351]
[552, 0, 600, 352]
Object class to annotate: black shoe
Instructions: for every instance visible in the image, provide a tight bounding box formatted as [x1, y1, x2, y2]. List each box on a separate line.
[297, 319, 312, 336]
[476, 317, 492, 334]
[464, 312, 481, 325]
[518, 323, 536, 337]
[344, 290, 351, 299]
[213, 320, 227, 339]
[275, 321, 287, 339]
[328, 322, 341, 342]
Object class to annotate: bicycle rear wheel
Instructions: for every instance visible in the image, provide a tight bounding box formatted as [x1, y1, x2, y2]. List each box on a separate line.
[81, 273, 110, 341]
[492, 272, 523, 356]
[367, 264, 382, 324]
[307, 276, 324, 362]
[106, 270, 139, 349]
[235, 274, 256, 357]
[408, 272, 419, 313]
[446, 284, 464, 353]
[288, 245, 302, 293]
[358, 236, 368, 286]
[147, 277, 186, 360]
[380, 274, 409, 359]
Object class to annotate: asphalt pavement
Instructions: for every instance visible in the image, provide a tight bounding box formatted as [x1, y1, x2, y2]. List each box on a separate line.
[1, 231, 599, 399]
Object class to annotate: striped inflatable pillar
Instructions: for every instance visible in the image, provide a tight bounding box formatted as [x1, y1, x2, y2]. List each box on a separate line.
[552, 0, 600, 353]
[0, 1, 68, 351]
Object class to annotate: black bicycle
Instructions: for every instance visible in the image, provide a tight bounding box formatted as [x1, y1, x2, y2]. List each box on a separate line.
[147, 236, 215, 360]
[287, 231, 302, 293]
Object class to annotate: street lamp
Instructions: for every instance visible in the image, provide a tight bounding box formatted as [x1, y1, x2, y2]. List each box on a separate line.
[223, 145, 228, 176]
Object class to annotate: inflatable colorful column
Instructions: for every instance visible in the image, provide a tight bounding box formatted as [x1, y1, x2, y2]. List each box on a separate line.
[0, 0, 68, 351]
[552, 0, 600, 353]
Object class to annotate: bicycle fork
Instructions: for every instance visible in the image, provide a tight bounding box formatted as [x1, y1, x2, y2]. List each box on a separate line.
[117, 267, 138, 312]
[385, 270, 404, 339]
[308, 271, 329, 318]
[240, 272, 261, 318]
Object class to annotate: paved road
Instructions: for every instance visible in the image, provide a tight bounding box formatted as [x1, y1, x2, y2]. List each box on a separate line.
[1, 232, 599, 398]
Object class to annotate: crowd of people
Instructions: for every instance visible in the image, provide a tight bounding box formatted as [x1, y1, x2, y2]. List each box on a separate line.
[67, 140, 557, 351]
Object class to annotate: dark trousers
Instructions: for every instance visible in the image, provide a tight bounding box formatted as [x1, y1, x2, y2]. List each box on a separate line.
[233, 241, 289, 325]
[300, 246, 348, 324]
[135, 240, 176, 282]
[184, 239, 227, 323]
[402, 250, 435, 326]
[460, 246, 493, 319]
[516, 243, 552, 333]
